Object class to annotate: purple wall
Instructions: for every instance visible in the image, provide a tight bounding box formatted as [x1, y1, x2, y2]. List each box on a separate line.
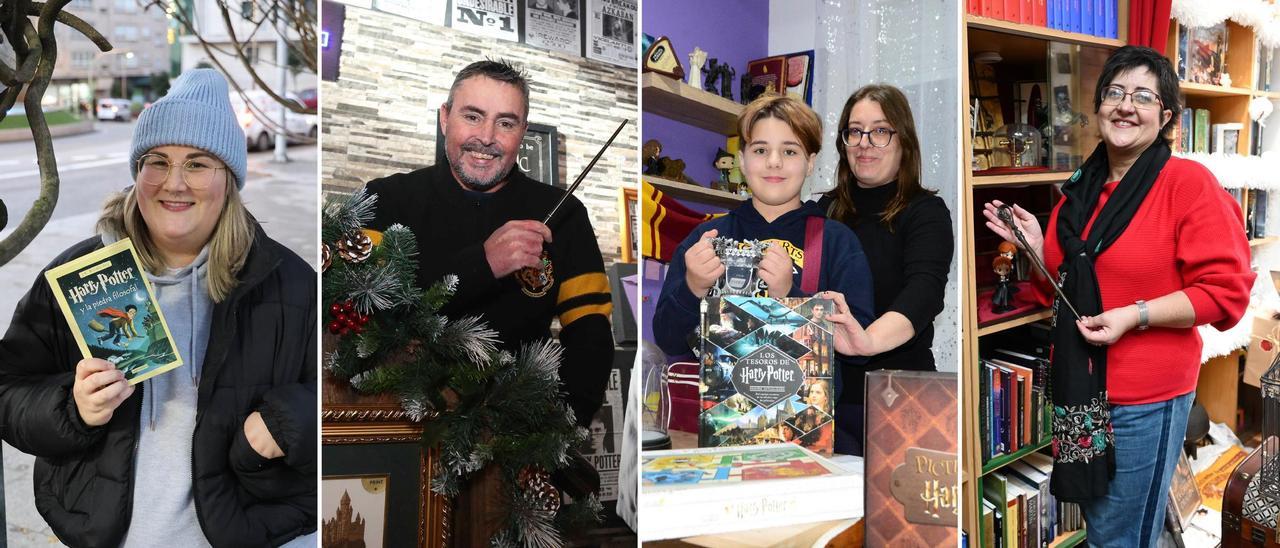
[643, 0, 769, 188]
[641, 0, 769, 351]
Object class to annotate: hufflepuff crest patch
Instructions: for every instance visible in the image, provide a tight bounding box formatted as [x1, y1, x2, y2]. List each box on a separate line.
[518, 250, 554, 298]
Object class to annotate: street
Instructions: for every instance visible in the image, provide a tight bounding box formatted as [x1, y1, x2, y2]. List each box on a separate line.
[0, 120, 318, 546]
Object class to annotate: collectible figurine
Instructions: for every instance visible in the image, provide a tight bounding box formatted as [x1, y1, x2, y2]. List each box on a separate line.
[688, 47, 707, 89]
[704, 58, 723, 95]
[713, 148, 734, 192]
[711, 237, 771, 296]
[992, 255, 1015, 313]
[718, 64, 736, 101]
[643, 139, 664, 175]
[997, 241, 1019, 280]
[729, 152, 744, 189]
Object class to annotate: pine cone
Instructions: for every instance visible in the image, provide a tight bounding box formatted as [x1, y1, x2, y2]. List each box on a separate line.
[321, 243, 332, 272]
[518, 466, 561, 513]
[336, 232, 373, 263]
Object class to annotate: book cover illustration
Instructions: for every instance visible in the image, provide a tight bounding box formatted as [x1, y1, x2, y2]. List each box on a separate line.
[44, 238, 182, 384]
[865, 370, 958, 547]
[1186, 23, 1228, 86]
[641, 444, 835, 488]
[699, 295, 835, 456]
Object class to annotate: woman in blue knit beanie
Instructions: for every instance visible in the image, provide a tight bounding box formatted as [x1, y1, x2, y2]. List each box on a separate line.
[0, 69, 317, 547]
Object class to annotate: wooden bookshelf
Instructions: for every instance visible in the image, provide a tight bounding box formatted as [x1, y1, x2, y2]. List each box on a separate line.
[961, 8, 1131, 542]
[1180, 81, 1256, 98]
[1048, 529, 1088, 547]
[976, 309, 1053, 337]
[972, 171, 1070, 187]
[981, 438, 1052, 476]
[641, 72, 744, 136]
[965, 15, 1125, 49]
[1250, 236, 1279, 248]
[642, 175, 745, 208]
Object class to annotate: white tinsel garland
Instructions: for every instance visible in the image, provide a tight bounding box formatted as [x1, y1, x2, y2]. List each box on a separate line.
[1173, 152, 1280, 190]
[1171, 0, 1280, 48]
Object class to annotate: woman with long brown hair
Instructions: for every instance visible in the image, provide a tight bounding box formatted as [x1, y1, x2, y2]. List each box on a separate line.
[820, 83, 954, 456]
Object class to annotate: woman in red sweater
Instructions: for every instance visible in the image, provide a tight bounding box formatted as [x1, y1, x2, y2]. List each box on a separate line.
[984, 46, 1253, 547]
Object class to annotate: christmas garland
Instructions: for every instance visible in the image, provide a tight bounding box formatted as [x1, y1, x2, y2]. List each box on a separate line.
[322, 189, 600, 548]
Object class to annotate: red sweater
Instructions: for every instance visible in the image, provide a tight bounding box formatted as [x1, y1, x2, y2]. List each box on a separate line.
[1035, 157, 1255, 405]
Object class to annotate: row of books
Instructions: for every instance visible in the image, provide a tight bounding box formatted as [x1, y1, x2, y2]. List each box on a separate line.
[978, 348, 1051, 464]
[982, 452, 1084, 548]
[965, 0, 1119, 39]
[1174, 108, 1245, 155]
[1247, 188, 1269, 240]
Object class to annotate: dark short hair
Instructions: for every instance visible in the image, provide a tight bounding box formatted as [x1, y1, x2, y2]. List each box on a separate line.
[125, 305, 138, 312]
[1094, 45, 1182, 145]
[444, 59, 531, 120]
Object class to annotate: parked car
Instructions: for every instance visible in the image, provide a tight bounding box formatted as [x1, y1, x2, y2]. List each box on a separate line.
[96, 98, 132, 122]
[297, 88, 317, 110]
[228, 90, 318, 151]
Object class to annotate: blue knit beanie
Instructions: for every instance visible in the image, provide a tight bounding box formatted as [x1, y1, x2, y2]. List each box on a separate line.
[130, 69, 247, 189]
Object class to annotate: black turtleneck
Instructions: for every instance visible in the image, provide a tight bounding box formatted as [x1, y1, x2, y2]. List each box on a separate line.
[819, 181, 953, 405]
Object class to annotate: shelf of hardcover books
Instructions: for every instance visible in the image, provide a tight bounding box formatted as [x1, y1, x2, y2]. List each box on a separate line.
[1166, 19, 1264, 156]
[969, 29, 1110, 181]
[962, 0, 1128, 49]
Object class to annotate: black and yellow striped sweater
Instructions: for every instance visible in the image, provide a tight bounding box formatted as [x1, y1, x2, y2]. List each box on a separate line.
[364, 164, 614, 427]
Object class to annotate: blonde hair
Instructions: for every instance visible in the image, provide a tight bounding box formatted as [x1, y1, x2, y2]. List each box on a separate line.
[738, 94, 823, 156]
[96, 174, 255, 303]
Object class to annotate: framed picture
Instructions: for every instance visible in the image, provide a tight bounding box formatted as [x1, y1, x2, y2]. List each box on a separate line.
[1213, 122, 1243, 155]
[619, 187, 638, 263]
[322, 373, 448, 546]
[322, 474, 390, 547]
[434, 121, 561, 187]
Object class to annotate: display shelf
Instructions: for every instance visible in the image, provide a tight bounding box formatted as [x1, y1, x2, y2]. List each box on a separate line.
[965, 15, 1125, 49]
[1048, 528, 1088, 547]
[1180, 81, 1256, 98]
[981, 438, 1051, 476]
[641, 72, 744, 136]
[643, 175, 745, 208]
[972, 171, 1071, 187]
[976, 308, 1053, 337]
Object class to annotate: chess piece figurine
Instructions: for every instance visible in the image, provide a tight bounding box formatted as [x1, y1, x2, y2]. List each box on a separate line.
[688, 47, 708, 89]
[992, 255, 1016, 313]
[704, 58, 722, 96]
[719, 64, 736, 101]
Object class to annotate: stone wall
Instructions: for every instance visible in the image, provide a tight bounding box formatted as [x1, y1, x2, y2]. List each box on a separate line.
[321, 6, 638, 265]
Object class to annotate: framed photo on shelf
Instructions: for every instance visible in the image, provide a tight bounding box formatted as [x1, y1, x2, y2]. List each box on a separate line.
[1212, 123, 1243, 155]
[322, 474, 390, 548]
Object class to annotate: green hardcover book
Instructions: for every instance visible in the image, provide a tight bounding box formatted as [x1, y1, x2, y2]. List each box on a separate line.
[1195, 109, 1211, 153]
[44, 238, 182, 384]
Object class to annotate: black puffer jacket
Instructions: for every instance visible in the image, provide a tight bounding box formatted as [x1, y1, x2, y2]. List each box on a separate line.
[0, 226, 316, 547]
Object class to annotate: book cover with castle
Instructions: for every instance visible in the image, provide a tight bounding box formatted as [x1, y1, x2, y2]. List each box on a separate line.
[44, 238, 182, 384]
[699, 295, 834, 456]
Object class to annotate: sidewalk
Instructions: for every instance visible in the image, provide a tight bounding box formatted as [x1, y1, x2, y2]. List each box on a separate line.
[0, 144, 318, 546]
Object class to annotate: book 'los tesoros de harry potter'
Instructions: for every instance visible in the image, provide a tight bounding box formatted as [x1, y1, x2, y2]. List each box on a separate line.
[700, 295, 835, 456]
[44, 238, 182, 384]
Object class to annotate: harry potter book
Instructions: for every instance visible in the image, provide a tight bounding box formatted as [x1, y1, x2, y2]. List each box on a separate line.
[44, 239, 182, 384]
[699, 296, 835, 456]
[639, 443, 860, 540]
[864, 370, 958, 547]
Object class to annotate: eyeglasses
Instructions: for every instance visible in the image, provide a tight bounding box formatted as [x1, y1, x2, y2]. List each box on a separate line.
[136, 154, 227, 189]
[840, 127, 897, 148]
[1100, 85, 1162, 109]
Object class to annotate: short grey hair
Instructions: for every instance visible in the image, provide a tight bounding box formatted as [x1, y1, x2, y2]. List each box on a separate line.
[444, 59, 531, 120]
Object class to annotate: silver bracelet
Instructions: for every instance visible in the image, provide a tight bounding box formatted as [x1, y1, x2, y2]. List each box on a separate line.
[1136, 300, 1149, 331]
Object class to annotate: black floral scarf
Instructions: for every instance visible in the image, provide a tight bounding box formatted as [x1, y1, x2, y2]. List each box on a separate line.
[1049, 139, 1170, 503]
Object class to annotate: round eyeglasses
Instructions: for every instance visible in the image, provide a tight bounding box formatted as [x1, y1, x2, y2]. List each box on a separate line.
[1100, 86, 1162, 109]
[136, 154, 228, 189]
[840, 127, 897, 148]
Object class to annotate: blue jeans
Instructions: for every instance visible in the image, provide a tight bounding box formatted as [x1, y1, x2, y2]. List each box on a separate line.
[1082, 391, 1194, 548]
